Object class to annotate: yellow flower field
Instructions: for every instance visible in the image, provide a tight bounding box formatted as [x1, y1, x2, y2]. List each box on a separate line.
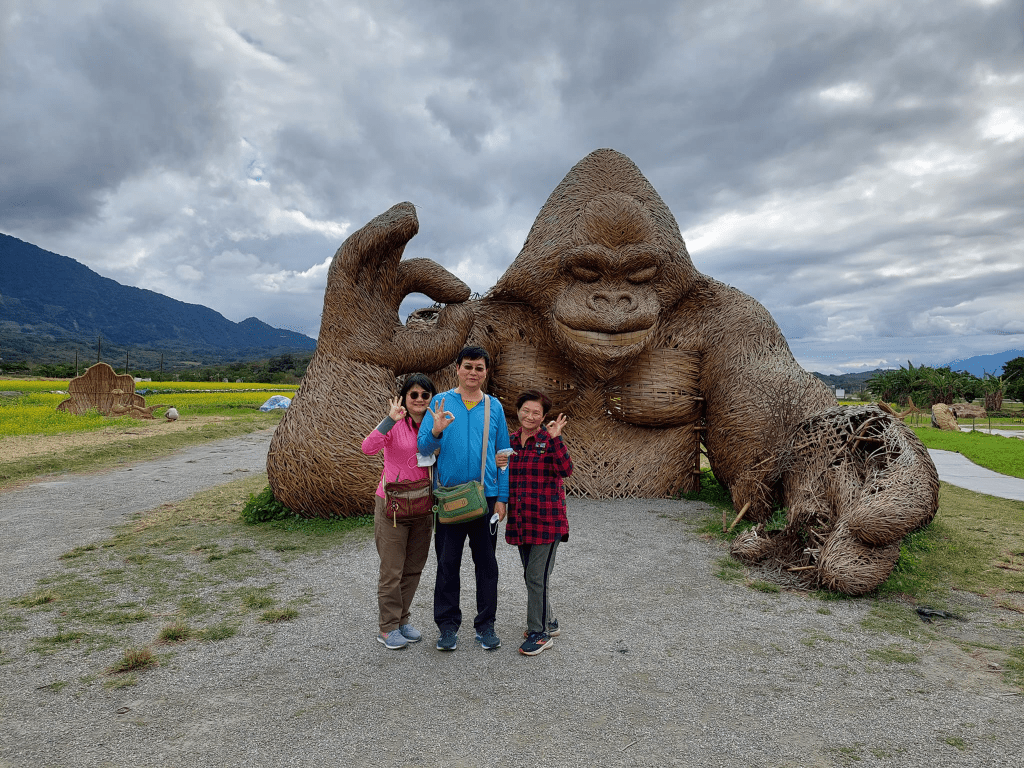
[0, 380, 298, 438]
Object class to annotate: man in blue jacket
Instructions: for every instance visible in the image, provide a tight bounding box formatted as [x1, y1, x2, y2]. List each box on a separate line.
[419, 346, 511, 651]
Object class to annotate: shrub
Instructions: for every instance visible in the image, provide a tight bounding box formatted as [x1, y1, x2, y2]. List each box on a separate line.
[241, 485, 294, 524]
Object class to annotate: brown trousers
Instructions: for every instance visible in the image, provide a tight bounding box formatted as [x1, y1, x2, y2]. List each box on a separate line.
[373, 494, 434, 633]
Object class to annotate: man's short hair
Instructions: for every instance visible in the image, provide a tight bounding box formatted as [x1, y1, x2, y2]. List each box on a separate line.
[456, 346, 491, 370]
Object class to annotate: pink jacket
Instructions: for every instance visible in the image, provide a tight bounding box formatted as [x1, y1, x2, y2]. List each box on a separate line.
[361, 417, 429, 499]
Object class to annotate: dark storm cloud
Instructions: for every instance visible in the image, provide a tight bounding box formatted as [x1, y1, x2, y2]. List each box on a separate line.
[0, 2, 226, 229]
[1, 0, 1021, 372]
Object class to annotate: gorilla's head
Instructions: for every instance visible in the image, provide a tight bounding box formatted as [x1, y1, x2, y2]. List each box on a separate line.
[491, 149, 698, 378]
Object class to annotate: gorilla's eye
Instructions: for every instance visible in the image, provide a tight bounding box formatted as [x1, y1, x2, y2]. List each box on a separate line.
[627, 265, 658, 284]
[569, 263, 601, 283]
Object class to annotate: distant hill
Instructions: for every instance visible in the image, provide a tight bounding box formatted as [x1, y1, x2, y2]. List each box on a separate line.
[943, 349, 1024, 378]
[809, 369, 881, 394]
[0, 233, 315, 367]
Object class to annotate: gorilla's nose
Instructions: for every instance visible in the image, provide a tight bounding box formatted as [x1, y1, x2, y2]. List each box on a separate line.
[587, 291, 638, 313]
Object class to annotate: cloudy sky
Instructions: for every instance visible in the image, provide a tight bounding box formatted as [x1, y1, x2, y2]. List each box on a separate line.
[2, 0, 1021, 374]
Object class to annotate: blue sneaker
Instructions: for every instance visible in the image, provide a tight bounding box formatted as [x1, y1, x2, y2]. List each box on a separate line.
[399, 624, 422, 643]
[519, 631, 553, 656]
[436, 629, 458, 651]
[377, 629, 408, 650]
[475, 625, 501, 650]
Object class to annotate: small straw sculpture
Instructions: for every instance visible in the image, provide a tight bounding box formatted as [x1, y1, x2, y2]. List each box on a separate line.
[266, 150, 939, 593]
[57, 363, 169, 419]
[931, 403, 960, 431]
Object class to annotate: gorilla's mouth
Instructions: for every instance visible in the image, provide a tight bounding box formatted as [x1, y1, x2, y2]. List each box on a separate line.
[556, 321, 653, 348]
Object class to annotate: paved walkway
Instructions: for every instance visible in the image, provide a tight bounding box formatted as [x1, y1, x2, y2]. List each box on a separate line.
[928, 448, 1024, 502]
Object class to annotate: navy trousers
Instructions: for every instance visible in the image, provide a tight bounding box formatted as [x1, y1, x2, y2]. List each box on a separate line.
[433, 497, 498, 632]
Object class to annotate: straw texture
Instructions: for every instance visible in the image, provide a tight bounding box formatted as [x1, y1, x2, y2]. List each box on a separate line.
[265, 150, 940, 593]
[57, 363, 168, 419]
[730, 404, 940, 595]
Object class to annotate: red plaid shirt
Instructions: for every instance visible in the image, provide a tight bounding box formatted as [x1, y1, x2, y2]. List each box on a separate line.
[505, 427, 573, 545]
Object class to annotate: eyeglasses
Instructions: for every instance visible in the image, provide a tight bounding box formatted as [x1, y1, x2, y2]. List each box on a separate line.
[407, 392, 431, 400]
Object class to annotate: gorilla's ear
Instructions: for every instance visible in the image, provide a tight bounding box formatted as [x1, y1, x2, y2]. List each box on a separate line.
[491, 149, 699, 304]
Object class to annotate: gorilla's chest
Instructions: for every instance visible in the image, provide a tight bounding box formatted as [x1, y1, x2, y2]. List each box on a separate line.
[490, 341, 704, 498]
[491, 341, 703, 427]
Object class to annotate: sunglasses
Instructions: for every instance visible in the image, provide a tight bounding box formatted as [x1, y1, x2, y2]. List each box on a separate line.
[406, 392, 431, 400]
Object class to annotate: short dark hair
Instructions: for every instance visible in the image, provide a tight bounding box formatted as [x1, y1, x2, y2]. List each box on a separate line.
[399, 373, 437, 413]
[456, 346, 491, 370]
[516, 389, 552, 416]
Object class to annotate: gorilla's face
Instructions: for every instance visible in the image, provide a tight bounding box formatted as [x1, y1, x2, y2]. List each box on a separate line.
[546, 192, 681, 377]
[552, 241, 663, 366]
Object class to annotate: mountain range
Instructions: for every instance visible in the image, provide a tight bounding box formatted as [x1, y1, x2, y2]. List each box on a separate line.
[0, 233, 315, 368]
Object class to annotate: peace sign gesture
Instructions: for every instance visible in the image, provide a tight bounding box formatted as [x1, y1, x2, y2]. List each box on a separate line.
[428, 396, 455, 436]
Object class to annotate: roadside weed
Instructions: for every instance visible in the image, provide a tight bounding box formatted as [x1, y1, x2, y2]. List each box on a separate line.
[107, 646, 157, 674]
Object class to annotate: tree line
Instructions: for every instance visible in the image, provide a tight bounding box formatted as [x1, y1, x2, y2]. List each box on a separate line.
[866, 358, 1024, 411]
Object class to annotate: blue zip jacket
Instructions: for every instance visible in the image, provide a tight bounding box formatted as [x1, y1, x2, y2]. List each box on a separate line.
[418, 389, 510, 503]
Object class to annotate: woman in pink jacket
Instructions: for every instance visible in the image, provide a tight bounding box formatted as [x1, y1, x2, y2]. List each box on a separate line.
[361, 373, 436, 649]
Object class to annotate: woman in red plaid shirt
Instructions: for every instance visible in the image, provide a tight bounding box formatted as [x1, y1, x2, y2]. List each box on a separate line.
[499, 390, 573, 656]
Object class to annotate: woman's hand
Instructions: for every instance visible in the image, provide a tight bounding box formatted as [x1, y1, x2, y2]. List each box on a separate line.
[546, 413, 568, 438]
[429, 397, 455, 436]
[495, 501, 507, 522]
[387, 396, 406, 422]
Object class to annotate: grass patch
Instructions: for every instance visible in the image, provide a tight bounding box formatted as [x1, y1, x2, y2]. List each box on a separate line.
[157, 620, 193, 643]
[38, 680, 70, 693]
[12, 589, 59, 608]
[714, 556, 746, 583]
[0, 613, 28, 632]
[876, 484, 1024, 601]
[911, 427, 1024, 479]
[107, 646, 157, 674]
[259, 607, 298, 623]
[103, 674, 138, 689]
[29, 629, 108, 655]
[59, 544, 98, 560]
[749, 580, 781, 594]
[198, 622, 239, 641]
[238, 586, 277, 611]
[1004, 647, 1024, 689]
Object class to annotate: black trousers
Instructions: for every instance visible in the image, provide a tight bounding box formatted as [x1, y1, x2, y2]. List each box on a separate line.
[433, 497, 498, 633]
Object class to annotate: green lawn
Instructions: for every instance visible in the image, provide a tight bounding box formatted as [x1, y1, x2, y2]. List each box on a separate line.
[911, 427, 1024, 479]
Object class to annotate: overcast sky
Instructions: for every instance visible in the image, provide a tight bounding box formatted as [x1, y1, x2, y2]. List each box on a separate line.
[2, 0, 1021, 374]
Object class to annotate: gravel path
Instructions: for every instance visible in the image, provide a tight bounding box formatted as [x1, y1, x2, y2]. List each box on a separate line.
[1, 432, 1022, 767]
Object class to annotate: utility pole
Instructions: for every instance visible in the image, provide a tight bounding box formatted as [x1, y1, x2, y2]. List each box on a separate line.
[75, 350, 79, 377]
[97, 335, 102, 363]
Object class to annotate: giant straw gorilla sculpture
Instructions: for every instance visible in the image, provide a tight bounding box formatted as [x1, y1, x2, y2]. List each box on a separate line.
[267, 149, 939, 595]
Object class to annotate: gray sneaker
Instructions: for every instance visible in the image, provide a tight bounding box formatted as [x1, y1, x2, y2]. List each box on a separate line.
[399, 624, 422, 643]
[436, 629, 458, 651]
[377, 629, 409, 650]
[475, 625, 502, 650]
